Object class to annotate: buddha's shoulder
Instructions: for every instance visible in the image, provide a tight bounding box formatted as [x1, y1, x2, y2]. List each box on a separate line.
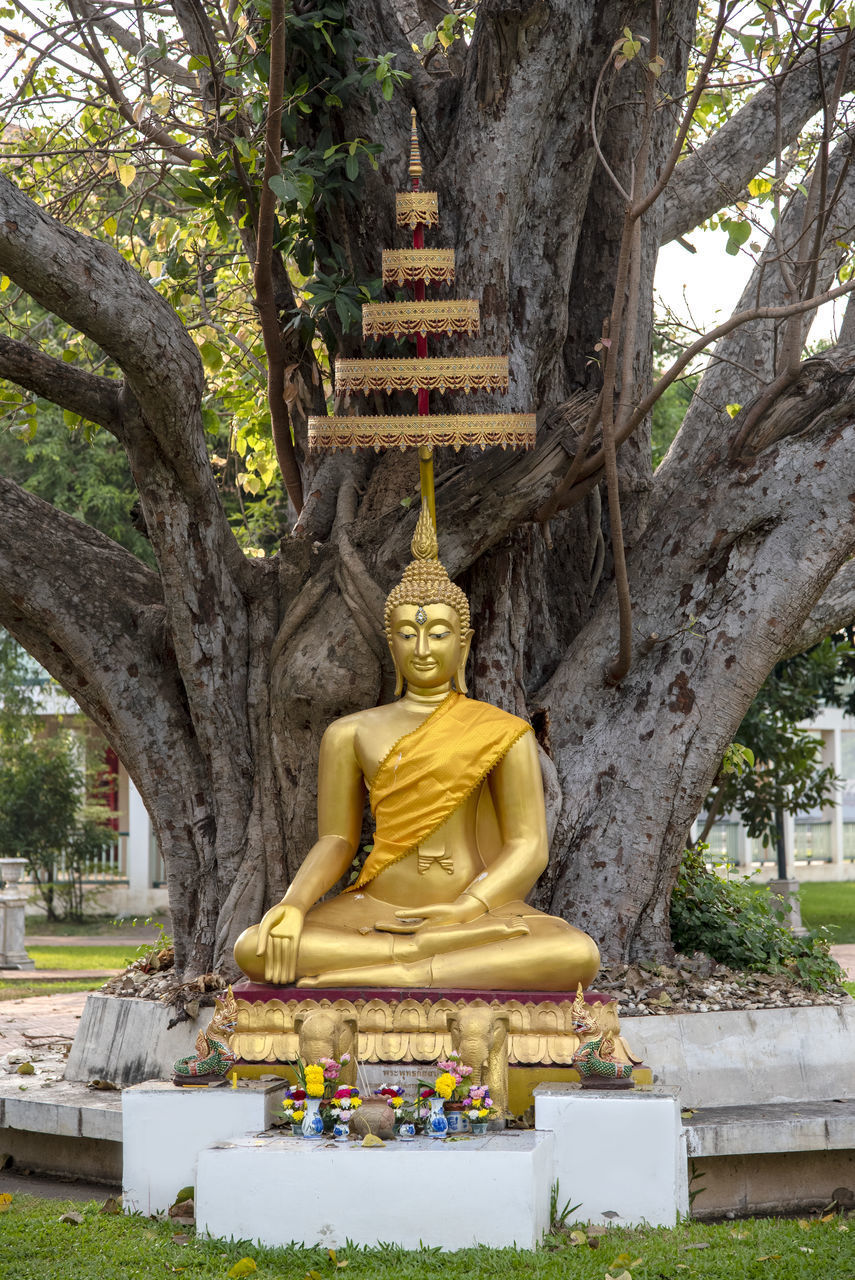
[320, 703, 399, 743]
[463, 697, 532, 735]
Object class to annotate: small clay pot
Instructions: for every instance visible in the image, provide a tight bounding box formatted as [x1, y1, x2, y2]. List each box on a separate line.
[349, 1096, 396, 1139]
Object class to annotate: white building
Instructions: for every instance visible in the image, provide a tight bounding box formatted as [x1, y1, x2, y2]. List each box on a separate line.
[700, 703, 855, 882]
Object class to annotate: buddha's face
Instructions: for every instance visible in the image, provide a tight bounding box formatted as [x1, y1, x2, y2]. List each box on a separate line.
[389, 603, 473, 694]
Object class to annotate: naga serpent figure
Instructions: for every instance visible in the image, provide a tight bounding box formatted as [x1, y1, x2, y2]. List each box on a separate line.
[234, 503, 600, 992]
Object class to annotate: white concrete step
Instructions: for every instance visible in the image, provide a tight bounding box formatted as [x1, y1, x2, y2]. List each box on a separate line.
[685, 1099, 855, 1157]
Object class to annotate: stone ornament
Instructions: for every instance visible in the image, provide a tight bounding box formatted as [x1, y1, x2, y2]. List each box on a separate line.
[229, 993, 641, 1079]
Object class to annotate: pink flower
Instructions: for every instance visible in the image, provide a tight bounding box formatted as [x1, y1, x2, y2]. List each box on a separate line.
[320, 1057, 341, 1081]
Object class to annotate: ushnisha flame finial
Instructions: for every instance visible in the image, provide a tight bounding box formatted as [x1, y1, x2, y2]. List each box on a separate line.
[408, 107, 423, 179]
[411, 496, 439, 561]
[384, 498, 470, 644]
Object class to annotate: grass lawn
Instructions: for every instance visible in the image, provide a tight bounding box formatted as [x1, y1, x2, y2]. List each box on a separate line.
[0, 945, 136, 1001]
[26, 945, 137, 971]
[0, 1195, 852, 1280]
[799, 882, 855, 943]
[24, 916, 170, 938]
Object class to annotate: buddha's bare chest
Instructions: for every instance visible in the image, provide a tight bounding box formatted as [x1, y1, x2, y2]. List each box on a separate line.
[353, 704, 440, 782]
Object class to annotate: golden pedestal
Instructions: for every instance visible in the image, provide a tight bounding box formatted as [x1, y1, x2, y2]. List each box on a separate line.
[227, 984, 647, 1115]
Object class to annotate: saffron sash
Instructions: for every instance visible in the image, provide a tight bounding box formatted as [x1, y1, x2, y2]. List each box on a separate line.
[348, 691, 531, 891]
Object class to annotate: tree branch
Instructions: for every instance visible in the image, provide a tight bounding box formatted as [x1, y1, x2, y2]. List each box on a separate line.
[557, 276, 855, 512]
[83, 7, 197, 88]
[661, 28, 855, 243]
[67, 0, 202, 163]
[254, 0, 304, 513]
[0, 334, 122, 431]
[782, 559, 855, 658]
[0, 476, 166, 739]
[0, 174, 206, 484]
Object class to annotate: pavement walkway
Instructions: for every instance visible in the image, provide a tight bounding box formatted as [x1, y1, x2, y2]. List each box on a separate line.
[0, 990, 89, 1056]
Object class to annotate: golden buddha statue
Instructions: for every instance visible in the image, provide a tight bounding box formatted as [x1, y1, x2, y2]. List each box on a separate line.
[234, 504, 600, 991]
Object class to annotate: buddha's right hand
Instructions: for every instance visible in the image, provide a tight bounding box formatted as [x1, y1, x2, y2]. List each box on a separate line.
[257, 902, 304, 985]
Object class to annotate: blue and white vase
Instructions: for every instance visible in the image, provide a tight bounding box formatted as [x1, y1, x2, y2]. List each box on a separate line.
[333, 1115, 351, 1142]
[445, 1108, 470, 1135]
[428, 1096, 448, 1139]
[398, 1121, 416, 1141]
[301, 1096, 325, 1139]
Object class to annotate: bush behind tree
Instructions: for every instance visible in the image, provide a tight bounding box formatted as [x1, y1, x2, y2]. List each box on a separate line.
[670, 844, 843, 992]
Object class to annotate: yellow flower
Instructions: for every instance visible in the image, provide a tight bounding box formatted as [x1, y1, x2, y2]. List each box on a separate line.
[304, 1064, 325, 1097]
[390, 1096, 404, 1109]
[478, 1108, 489, 1118]
[434, 1072, 457, 1100]
[351, 1097, 361, 1107]
[292, 1109, 305, 1121]
[281, 1099, 294, 1111]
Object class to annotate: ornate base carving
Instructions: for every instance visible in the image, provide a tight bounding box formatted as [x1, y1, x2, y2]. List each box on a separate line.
[228, 982, 645, 1115]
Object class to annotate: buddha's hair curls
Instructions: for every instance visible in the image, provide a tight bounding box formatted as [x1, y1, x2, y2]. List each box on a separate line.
[383, 501, 470, 642]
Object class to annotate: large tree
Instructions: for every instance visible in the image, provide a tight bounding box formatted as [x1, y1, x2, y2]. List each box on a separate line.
[0, 1, 854, 976]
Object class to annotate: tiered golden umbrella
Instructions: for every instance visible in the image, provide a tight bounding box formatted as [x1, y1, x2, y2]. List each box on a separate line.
[308, 110, 535, 526]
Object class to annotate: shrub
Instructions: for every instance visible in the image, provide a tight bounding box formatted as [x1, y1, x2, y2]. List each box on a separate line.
[670, 844, 843, 991]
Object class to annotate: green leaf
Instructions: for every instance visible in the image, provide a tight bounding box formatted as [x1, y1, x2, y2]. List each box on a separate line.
[295, 173, 315, 207]
[199, 341, 223, 372]
[344, 152, 359, 181]
[103, 216, 118, 237]
[268, 173, 298, 204]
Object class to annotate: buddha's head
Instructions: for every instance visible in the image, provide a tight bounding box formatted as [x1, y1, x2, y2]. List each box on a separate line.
[384, 501, 473, 697]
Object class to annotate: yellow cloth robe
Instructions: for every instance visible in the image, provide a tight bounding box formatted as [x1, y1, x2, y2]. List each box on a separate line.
[348, 691, 532, 891]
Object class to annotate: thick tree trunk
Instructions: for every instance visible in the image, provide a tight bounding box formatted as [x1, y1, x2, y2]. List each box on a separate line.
[1, 2, 855, 976]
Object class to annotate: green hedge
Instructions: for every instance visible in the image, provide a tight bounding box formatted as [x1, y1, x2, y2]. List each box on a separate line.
[670, 845, 843, 991]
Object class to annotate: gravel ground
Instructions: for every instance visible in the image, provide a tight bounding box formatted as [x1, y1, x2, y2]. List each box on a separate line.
[595, 953, 852, 1016]
[97, 947, 853, 1018]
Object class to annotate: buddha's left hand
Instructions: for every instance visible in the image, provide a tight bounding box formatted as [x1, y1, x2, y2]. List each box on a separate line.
[390, 893, 486, 931]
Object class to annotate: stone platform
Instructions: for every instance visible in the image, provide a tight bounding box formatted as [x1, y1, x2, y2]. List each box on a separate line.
[197, 1131, 555, 1250]
[123, 1080, 287, 1216]
[123, 1080, 684, 1246]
